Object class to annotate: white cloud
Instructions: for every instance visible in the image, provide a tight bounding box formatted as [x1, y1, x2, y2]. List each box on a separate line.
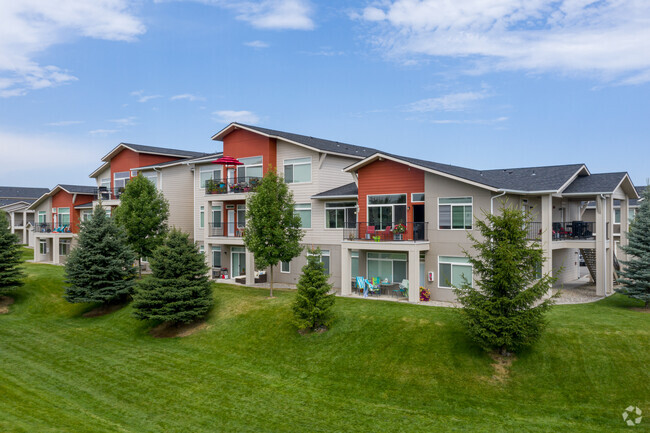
[406, 90, 491, 112]
[131, 90, 162, 103]
[244, 40, 270, 48]
[357, 1, 650, 84]
[109, 116, 137, 127]
[170, 93, 206, 101]
[89, 129, 119, 135]
[0, 1, 144, 97]
[426, 117, 509, 125]
[200, 0, 314, 30]
[212, 110, 260, 124]
[46, 120, 84, 126]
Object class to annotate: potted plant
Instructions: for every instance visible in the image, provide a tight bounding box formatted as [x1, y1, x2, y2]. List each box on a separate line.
[372, 235, 381, 242]
[393, 223, 406, 240]
[419, 286, 430, 302]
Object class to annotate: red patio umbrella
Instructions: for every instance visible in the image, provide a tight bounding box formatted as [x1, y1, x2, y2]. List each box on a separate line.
[211, 156, 244, 188]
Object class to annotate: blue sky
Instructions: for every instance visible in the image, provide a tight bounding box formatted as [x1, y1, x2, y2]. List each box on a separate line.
[1, 0, 649, 188]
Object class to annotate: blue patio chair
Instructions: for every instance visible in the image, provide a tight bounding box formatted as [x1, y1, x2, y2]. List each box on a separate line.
[364, 278, 380, 296]
[393, 279, 409, 298]
[355, 276, 366, 297]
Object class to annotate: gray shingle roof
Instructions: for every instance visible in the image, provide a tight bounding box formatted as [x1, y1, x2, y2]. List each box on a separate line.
[135, 152, 223, 169]
[0, 198, 36, 207]
[58, 185, 98, 195]
[232, 123, 378, 158]
[122, 143, 208, 159]
[0, 186, 50, 199]
[562, 172, 627, 194]
[631, 186, 647, 206]
[312, 183, 358, 198]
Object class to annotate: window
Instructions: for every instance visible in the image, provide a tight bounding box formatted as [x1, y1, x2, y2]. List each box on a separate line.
[200, 167, 222, 188]
[212, 246, 221, 268]
[439, 197, 472, 230]
[284, 157, 311, 183]
[614, 208, 621, 224]
[438, 256, 473, 288]
[38, 211, 46, 224]
[212, 205, 222, 233]
[105, 209, 111, 218]
[237, 204, 246, 228]
[412, 193, 425, 202]
[59, 239, 71, 256]
[367, 252, 407, 284]
[629, 208, 637, 223]
[114, 171, 130, 191]
[295, 203, 311, 228]
[58, 208, 70, 226]
[368, 194, 406, 228]
[308, 249, 330, 275]
[200, 206, 204, 228]
[39, 239, 47, 255]
[325, 202, 357, 228]
[81, 210, 92, 222]
[143, 171, 158, 187]
[199, 244, 204, 254]
[351, 251, 359, 277]
[100, 177, 110, 189]
[238, 156, 263, 182]
[281, 261, 290, 273]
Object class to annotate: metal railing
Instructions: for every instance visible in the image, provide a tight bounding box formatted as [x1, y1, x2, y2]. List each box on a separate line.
[209, 222, 246, 237]
[343, 222, 428, 242]
[525, 221, 595, 241]
[205, 177, 262, 195]
[33, 222, 73, 233]
[96, 187, 123, 200]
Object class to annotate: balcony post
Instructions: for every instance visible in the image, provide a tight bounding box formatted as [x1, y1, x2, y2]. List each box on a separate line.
[10, 212, 15, 234]
[408, 248, 420, 302]
[341, 244, 351, 296]
[606, 195, 615, 294]
[245, 250, 255, 285]
[595, 195, 607, 296]
[53, 237, 60, 265]
[540, 195, 553, 285]
[620, 197, 629, 263]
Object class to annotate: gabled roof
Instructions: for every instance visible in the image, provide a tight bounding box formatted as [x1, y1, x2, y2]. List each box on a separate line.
[0, 186, 50, 199]
[133, 153, 223, 170]
[212, 123, 378, 159]
[28, 184, 98, 210]
[562, 172, 637, 197]
[312, 183, 358, 199]
[0, 200, 34, 209]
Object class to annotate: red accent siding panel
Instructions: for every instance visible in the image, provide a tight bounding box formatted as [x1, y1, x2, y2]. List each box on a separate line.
[110, 148, 179, 186]
[51, 190, 94, 233]
[222, 129, 277, 175]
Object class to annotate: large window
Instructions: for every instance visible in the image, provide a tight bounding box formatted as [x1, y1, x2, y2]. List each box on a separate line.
[351, 251, 359, 277]
[368, 194, 406, 228]
[81, 210, 92, 222]
[238, 156, 263, 181]
[59, 239, 71, 256]
[38, 211, 46, 224]
[200, 167, 222, 188]
[212, 205, 222, 233]
[143, 171, 158, 187]
[284, 157, 311, 183]
[212, 246, 221, 268]
[58, 208, 70, 226]
[439, 197, 472, 230]
[325, 202, 357, 228]
[237, 204, 246, 228]
[114, 171, 130, 191]
[367, 252, 407, 284]
[295, 203, 311, 228]
[438, 256, 473, 288]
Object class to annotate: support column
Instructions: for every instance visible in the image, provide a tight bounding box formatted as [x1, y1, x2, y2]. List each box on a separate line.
[606, 196, 615, 294]
[23, 211, 28, 244]
[620, 198, 629, 262]
[408, 248, 420, 303]
[595, 195, 607, 296]
[10, 212, 15, 234]
[53, 237, 60, 265]
[341, 244, 351, 296]
[245, 249, 255, 285]
[540, 195, 553, 277]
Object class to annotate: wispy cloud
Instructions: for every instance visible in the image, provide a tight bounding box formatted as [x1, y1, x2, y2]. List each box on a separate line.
[89, 129, 118, 135]
[356, 1, 650, 84]
[197, 0, 314, 30]
[213, 110, 260, 124]
[244, 40, 270, 48]
[0, 1, 144, 97]
[405, 88, 492, 113]
[109, 116, 137, 127]
[300, 47, 344, 56]
[131, 90, 162, 103]
[170, 93, 206, 101]
[46, 120, 84, 127]
[425, 117, 509, 125]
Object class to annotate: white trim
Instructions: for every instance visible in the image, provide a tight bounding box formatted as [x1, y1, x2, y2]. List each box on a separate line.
[437, 196, 473, 231]
[324, 201, 357, 229]
[437, 255, 473, 289]
[555, 165, 591, 194]
[283, 156, 312, 185]
[411, 193, 425, 203]
[280, 261, 290, 273]
[312, 194, 358, 200]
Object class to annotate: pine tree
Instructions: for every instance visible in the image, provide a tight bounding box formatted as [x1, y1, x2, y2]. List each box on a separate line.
[64, 204, 137, 304]
[453, 206, 557, 355]
[114, 173, 169, 276]
[0, 210, 25, 295]
[244, 168, 304, 297]
[617, 186, 650, 308]
[292, 248, 335, 331]
[132, 229, 213, 324]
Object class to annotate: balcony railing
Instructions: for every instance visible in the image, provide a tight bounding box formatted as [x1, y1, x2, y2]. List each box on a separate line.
[205, 177, 262, 195]
[525, 221, 595, 241]
[96, 187, 124, 200]
[343, 222, 428, 242]
[33, 222, 73, 234]
[209, 222, 246, 238]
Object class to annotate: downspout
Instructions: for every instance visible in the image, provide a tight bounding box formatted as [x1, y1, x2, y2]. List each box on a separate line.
[490, 191, 506, 215]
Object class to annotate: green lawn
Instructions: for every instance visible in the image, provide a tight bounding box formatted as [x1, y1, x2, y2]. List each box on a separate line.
[1, 250, 649, 432]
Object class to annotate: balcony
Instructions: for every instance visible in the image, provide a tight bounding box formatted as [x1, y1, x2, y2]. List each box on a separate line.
[343, 222, 428, 242]
[96, 187, 121, 200]
[33, 222, 73, 234]
[205, 177, 261, 195]
[209, 222, 245, 238]
[525, 221, 595, 241]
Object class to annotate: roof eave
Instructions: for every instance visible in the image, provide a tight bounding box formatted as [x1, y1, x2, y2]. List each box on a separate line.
[311, 194, 358, 200]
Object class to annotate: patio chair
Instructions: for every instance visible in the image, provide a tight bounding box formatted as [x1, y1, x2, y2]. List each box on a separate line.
[366, 225, 376, 239]
[355, 276, 366, 296]
[393, 279, 409, 298]
[364, 278, 380, 296]
[382, 226, 392, 240]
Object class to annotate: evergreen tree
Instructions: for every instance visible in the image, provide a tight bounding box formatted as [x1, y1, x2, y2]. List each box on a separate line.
[0, 210, 25, 295]
[132, 229, 213, 324]
[64, 204, 137, 304]
[454, 206, 557, 355]
[617, 186, 650, 308]
[114, 173, 169, 276]
[292, 248, 335, 331]
[244, 168, 304, 297]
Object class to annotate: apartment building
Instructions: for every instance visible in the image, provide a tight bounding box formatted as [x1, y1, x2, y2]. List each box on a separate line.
[0, 186, 49, 246]
[194, 123, 639, 303]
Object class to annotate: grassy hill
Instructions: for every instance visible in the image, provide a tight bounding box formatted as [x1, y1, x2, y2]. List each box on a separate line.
[1, 251, 648, 432]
